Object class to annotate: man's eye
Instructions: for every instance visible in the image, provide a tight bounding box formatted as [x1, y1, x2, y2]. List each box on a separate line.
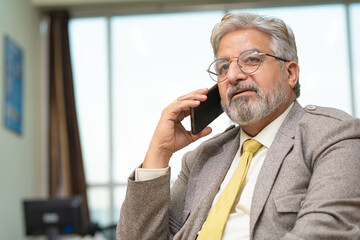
[216, 63, 229, 76]
[243, 56, 261, 65]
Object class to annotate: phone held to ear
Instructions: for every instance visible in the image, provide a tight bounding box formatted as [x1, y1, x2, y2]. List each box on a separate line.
[190, 84, 224, 135]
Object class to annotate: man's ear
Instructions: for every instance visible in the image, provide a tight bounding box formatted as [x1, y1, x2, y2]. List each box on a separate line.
[286, 61, 300, 89]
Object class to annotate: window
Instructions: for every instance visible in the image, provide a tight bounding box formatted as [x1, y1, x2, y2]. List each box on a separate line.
[69, 3, 360, 226]
[69, 17, 112, 225]
[69, 11, 231, 226]
[110, 11, 234, 221]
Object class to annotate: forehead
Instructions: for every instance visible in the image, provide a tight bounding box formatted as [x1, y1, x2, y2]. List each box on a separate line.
[217, 28, 272, 58]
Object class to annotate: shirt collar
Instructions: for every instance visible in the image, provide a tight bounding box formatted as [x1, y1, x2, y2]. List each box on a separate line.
[240, 102, 294, 150]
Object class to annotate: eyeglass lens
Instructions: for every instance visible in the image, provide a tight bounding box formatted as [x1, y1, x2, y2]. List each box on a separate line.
[208, 50, 263, 82]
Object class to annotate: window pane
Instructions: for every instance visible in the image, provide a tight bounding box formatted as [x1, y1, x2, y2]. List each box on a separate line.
[69, 18, 110, 184]
[232, 5, 352, 114]
[111, 11, 231, 183]
[87, 187, 111, 226]
[350, 4, 360, 117]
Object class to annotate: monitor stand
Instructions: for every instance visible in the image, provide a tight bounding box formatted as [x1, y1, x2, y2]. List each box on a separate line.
[46, 227, 60, 240]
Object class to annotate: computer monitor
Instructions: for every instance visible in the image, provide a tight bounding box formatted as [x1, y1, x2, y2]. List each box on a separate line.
[23, 196, 88, 240]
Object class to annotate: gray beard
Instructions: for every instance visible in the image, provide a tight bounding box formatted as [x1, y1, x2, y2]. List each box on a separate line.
[221, 78, 289, 126]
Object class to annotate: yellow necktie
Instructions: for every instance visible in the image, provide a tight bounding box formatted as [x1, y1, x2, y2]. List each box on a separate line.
[197, 139, 262, 240]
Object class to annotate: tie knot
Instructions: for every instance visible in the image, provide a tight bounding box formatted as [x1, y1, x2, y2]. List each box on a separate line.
[243, 139, 262, 154]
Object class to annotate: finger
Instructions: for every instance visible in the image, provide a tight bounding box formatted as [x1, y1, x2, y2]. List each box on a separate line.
[167, 88, 209, 121]
[166, 99, 200, 122]
[169, 98, 202, 111]
[175, 108, 191, 123]
[177, 93, 207, 102]
[161, 99, 196, 122]
[177, 88, 209, 102]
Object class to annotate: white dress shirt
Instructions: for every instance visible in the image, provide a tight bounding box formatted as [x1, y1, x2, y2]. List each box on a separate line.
[211, 103, 293, 239]
[136, 103, 293, 239]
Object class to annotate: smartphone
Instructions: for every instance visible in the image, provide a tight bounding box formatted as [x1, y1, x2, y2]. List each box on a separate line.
[190, 84, 224, 135]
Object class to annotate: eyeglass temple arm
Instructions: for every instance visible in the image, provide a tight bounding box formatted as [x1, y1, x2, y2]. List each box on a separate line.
[207, 68, 218, 76]
[263, 53, 289, 62]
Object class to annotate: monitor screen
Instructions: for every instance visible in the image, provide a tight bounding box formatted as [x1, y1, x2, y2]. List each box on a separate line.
[23, 196, 88, 237]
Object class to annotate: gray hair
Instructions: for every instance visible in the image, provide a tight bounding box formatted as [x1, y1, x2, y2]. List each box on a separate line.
[211, 12, 300, 98]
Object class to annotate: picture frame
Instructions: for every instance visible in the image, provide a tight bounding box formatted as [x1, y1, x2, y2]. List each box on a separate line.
[4, 35, 23, 135]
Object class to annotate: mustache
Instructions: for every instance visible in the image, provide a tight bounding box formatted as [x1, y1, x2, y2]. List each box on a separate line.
[226, 82, 260, 102]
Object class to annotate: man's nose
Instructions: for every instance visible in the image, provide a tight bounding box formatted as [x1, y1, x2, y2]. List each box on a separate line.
[226, 60, 247, 84]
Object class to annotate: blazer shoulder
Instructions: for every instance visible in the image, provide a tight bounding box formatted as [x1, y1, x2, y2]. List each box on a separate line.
[298, 105, 360, 153]
[303, 104, 354, 122]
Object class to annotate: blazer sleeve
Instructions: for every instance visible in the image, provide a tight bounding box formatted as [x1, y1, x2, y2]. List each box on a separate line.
[281, 118, 360, 239]
[116, 170, 171, 240]
[116, 151, 195, 240]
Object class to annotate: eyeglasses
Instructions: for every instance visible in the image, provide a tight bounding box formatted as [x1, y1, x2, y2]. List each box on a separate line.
[207, 49, 289, 82]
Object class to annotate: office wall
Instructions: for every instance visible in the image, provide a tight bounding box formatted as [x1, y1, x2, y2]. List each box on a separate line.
[0, 0, 44, 239]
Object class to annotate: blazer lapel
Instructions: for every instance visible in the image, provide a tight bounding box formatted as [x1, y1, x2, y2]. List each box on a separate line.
[175, 127, 240, 240]
[250, 101, 305, 236]
[193, 130, 240, 208]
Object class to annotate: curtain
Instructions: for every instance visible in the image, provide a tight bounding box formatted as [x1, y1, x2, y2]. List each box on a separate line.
[48, 10, 89, 220]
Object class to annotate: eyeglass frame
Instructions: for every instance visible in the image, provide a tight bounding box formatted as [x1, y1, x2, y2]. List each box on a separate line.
[206, 50, 289, 83]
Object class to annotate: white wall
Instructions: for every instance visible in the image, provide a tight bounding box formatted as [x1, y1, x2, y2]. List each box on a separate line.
[0, 0, 45, 239]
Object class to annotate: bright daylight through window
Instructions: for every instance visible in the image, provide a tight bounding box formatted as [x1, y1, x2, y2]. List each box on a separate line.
[69, 3, 360, 226]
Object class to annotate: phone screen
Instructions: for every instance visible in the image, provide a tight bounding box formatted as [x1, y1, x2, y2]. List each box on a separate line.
[190, 84, 224, 135]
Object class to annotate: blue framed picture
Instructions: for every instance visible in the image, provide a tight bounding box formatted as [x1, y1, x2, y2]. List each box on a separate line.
[4, 36, 23, 135]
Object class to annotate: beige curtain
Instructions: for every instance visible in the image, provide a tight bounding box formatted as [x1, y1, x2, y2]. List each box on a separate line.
[48, 10, 89, 220]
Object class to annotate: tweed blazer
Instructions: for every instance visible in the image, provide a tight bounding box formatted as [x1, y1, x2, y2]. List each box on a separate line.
[117, 101, 360, 240]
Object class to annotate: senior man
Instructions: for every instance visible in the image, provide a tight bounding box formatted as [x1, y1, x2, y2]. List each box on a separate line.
[117, 12, 360, 240]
